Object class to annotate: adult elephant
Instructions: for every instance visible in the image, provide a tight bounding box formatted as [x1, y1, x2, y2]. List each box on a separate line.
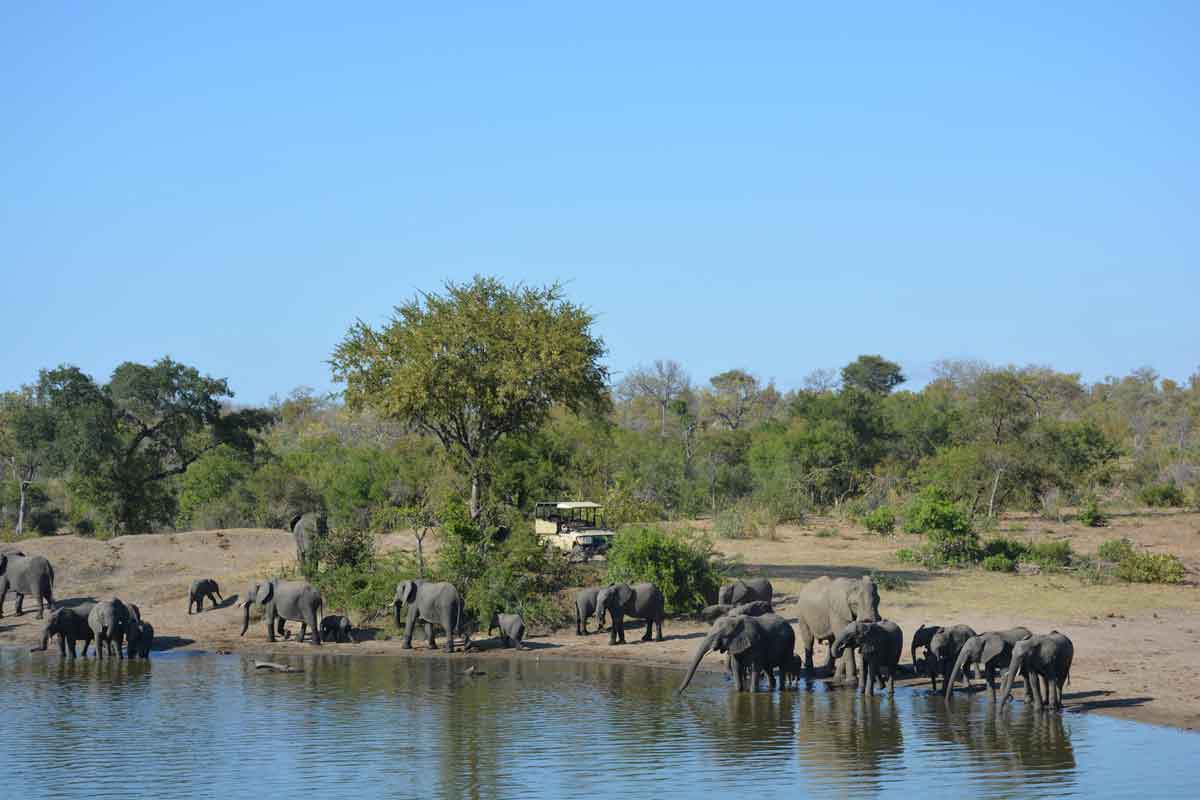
[574, 587, 605, 635]
[679, 612, 796, 693]
[793, 575, 880, 681]
[88, 598, 135, 658]
[926, 624, 977, 692]
[718, 578, 773, 606]
[833, 620, 903, 695]
[1000, 631, 1074, 710]
[289, 512, 327, 565]
[945, 627, 1033, 701]
[31, 604, 96, 657]
[240, 580, 324, 645]
[595, 583, 665, 645]
[394, 580, 471, 653]
[0, 553, 55, 619]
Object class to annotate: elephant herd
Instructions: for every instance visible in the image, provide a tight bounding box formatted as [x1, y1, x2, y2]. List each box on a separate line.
[681, 575, 1076, 713]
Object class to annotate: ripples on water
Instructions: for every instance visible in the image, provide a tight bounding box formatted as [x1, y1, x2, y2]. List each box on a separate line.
[1, 648, 1194, 799]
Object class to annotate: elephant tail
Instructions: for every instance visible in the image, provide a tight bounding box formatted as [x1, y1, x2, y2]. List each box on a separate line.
[47, 562, 55, 590]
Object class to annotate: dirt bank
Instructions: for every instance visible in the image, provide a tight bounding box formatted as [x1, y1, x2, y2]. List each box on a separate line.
[2, 511, 1198, 732]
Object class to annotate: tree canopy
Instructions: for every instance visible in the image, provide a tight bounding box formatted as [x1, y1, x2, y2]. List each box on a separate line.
[331, 275, 609, 519]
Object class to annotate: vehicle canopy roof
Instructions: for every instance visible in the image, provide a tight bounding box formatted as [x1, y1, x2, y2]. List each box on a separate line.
[535, 501, 602, 511]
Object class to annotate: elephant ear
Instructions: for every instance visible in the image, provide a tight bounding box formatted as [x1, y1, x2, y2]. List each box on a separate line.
[980, 636, 1006, 667]
[726, 618, 756, 655]
[0, 555, 6, 574]
[256, 582, 275, 605]
[616, 584, 635, 608]
[402, 581, 418, 604]
[289, 512, 304, 533]
[832, 584, 854, 623]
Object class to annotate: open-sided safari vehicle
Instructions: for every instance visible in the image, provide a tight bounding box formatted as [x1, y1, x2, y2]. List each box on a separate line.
[534, 501, 615, 562]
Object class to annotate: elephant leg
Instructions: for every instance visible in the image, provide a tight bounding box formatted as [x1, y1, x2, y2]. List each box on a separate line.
[888, 667, 896, 695]
[445, 613, 457, 653]
[426, 622, 438, 650]
[37, 593, 45, 619]
[575, 607, 583, 636]
[0, 585, 6, 617]
[641, 618, 653, 642]
[310, 612, 321, 646]
[402, 607, 416, 649]
[15, 593, 24, 615]
[986, 668, 997, 702]
[655, 618, 664, 642]
[733, 656, 745, 691]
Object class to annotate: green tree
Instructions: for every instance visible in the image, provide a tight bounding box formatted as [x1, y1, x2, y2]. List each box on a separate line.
[36, 359, 272, 533]
[841, 355, 906, 396]
[332, 276, 609, 520]
[0, 389, 57, 534]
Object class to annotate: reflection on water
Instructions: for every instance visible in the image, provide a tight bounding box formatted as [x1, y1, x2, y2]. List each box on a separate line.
[1, 648, 1195, 799]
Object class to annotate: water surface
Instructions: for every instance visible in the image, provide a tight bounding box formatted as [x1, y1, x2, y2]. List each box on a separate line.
[2, 648, 1194, 798]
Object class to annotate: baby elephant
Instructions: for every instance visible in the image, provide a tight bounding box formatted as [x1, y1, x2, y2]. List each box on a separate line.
[128, 621, 154, 659]
[488, 611, 528, 650]
[32, 605, 96, 658]
[319, 615, 356, 643]
[834, 620, 903, 695]
[187, 579, 223, 614]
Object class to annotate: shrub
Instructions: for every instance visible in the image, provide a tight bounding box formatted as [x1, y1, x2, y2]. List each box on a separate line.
[869, 570, 910, 591]
[813, 527, 838, 539]
[1116, 551, 1186, 584]
[1138, 482, 1185, 508]
[1077, 499, 1107, 528]
[903, 488, 972, 536]
[605, 525, 724, 614]
[713, 507, 743, 539]
[895, 548, 920, 564]
[863, 506, 897, 536]
[1098, 538, 1136, 563]
[1074, 555, 1115, 585]
[29, 509, 63, 536]
[461, 527, 576, 630]
[983, 536, 1029, 561]
[982, 554, 1017, 572]
[923, 527, 981, 566]
[315, 551, 421, 632]
[713, 502, 780, 541]
[1024, 540, 1073, 570]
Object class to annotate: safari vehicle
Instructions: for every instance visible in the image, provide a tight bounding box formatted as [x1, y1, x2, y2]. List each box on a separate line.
[534, 501, 615, 562]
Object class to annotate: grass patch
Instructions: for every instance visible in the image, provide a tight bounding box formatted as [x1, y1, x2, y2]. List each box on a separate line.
[982, 553, 1017, 572]
[813, 527, 838, 539]
[869, 570, 911, 591]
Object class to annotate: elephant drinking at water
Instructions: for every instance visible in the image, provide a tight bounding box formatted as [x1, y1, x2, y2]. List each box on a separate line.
[1000, 631, 1074, 710]
[679, 612, 796, 693]
[31, 604, 95, 657]
[240, 580, 324, 645]
[945, 627, 1032, 701]
[833, 620, 903, 695]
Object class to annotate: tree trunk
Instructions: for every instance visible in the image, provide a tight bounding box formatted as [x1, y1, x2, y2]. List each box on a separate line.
[15, 479, 28, 536]
[987, 467, 1004, 519]
[415, 533, 425, 577]
[470, 474, 481, 521]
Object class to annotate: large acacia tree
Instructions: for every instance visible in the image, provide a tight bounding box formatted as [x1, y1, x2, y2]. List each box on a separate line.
[331, 276, 609, 520]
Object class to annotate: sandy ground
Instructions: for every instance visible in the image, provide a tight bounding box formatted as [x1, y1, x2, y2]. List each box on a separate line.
[2, 511, 1198, 732]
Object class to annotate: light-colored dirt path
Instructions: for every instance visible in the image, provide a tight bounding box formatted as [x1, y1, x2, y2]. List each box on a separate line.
[2, 512, 1198, 732]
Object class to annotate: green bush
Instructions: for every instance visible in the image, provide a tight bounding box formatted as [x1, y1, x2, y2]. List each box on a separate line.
[982, 553, 1017, 572]
[863, 506, 897, 536]
[903, 487, 972, 536]
[983, 536, 1029, 561]
[1077, 499, 1107, 528]
[923, 527, 982, 566]
[606, 525, 724, 614]
[317, 527, 377, 570]
[315, 550, 421, 632]
[1098, 537, 1136, 563]
[895, 547, 920, 564]
[1116, 551, 1186, 584]
[713, 502, 780, 540]
[813, 527, 838, 538]
[461, 527, 576, 630]
[1024, 540, 1073, 570]
[869, 570, 910, 591]
[1138, 482, 1185, 508]
[713, 507, 743, 539]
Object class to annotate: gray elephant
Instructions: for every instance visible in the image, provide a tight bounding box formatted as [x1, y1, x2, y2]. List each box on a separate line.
[911, 624, 942, 676]
[945, 627, 1033, 700]
[488, 611, 527, 650]
[319, 614, 356, 643]
[240, 580, 324, 645]
[0, 553, 55, 619]
[394, 580, 471, 653]
[679, 612, 796, 693]
[718, 577, 774, 606]
[128, 620, 153, 658]
[31, 604, 96, 657]
[88, 598, 135, 658]
[574, 587, 606, 635]
[926, 624, 977, 692]
[595, 582, 665, 645]
[1000, 631, 1074, 710]
[187, 578, 224, 614]
[289, 511, 327, 565]
[793, 575, 881, 681]
[700, 600, 774, 623]
[833, 620, 903, 695]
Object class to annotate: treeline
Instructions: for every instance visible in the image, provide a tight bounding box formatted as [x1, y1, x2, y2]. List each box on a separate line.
[1, 279, 1198, 541]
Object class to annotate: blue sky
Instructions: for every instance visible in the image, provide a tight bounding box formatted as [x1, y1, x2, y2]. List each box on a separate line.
[3, 3, 1197, 403]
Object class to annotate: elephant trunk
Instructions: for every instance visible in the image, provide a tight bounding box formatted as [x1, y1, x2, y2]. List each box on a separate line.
[945, 648, 970, 700]
[31, 625, 50, 652]
[998, 662, 1020, 707]
[240, 601, 251, 637]
[832, 629, 852, 660]
[678, 633, 717, 694]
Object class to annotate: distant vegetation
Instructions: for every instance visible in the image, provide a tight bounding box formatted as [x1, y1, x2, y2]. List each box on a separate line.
[2, 276, 1198, 575]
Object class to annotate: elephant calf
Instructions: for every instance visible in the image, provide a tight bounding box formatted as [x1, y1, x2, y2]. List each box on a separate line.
[700, 600, 774, 623]
[128, 621, 154, 658]
[927, 624, 977, 692]
[834, 620, 903, 695]
[489, 612, 527, 650]
[1000, 631, 1074, 710]
[945, 627, 1032, 701]
[31, 605, 96, 658]
[320, 615, 356, 643]
[187, 578, 223, 614]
